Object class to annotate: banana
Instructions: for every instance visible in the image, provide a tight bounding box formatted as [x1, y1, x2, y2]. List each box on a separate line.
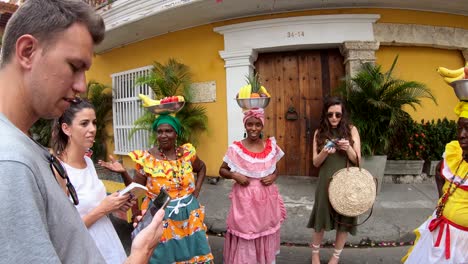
[443, 72, 465, 84]
[240, 85, 246, 98]
[138, 94, 160, 107]
[242, 84, 252, 98]
[437, 66, 464, 78]
[259, 86, 271, 97]
[238, 85, 245, 99]
[238, 85, 250, 99]
[177, 95, 185, 102]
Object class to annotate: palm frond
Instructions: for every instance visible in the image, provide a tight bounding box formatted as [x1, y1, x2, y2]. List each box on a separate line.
[335, 55, 437, 156]
[131, 59, 207, 146]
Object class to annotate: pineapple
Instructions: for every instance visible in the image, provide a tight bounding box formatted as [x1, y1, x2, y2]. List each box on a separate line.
[237, 73, 271, 99]
[246, 73, 262, 98]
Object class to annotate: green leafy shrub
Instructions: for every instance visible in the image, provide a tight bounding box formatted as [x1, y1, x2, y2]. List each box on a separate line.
[387, 116, 427, 160]
[387, 117, 457, 161]
[420, 118, 457, 161]
[131, 58, 208, 146]
[30, 118, 53, 147]
[335, 55, 437, 156]
[86, 81, 113, 162]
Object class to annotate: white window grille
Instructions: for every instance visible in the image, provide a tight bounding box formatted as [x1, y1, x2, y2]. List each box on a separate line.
[111, 66, 153, 155]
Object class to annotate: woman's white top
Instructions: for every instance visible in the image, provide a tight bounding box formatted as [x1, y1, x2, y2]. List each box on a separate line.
[63, 156, 127, 264]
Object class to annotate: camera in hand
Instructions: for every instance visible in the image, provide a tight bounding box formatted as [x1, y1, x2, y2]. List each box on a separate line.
[131, 188, 171, 240]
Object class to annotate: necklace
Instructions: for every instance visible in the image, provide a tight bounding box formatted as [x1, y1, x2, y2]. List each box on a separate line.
[158, 146, 183, 160]
[158, 146, 184, 189]
[435, 159, 468, 218]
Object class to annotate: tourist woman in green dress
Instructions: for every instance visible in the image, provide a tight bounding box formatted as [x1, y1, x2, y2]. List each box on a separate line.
[307, 97, 361, 264]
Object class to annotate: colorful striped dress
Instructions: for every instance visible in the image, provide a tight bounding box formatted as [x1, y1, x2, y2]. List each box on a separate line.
[403, 141, 468, 263]
[129, 143, 213, 264]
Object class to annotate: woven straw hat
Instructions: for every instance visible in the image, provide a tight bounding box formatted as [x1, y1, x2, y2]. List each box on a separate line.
[328, 167, 376, 217]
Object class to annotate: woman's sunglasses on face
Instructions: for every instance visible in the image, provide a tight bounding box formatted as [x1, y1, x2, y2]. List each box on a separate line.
[327, 112, 342, 119]
[49, 154, 79, 205]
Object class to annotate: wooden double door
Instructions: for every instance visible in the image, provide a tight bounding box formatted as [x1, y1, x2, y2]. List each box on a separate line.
[254, 49, 344, 176]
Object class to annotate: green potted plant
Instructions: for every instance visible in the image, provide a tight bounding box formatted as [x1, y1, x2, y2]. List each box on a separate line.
[385, 116, 426, 175]
[335, 55, 437, 193]
[131, 58, 208, 146]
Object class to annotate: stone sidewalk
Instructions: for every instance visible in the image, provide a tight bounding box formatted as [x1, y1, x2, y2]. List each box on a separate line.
[197, 176, 438, 245]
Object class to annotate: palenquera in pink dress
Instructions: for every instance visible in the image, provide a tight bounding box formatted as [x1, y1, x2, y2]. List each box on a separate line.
[223, 136, 287, 264]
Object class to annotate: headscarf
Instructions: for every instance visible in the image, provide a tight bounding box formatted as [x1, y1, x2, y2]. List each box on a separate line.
[454, 101, 468, 118]
[243, 108, 265, 126]
[152, 114, 181, 135]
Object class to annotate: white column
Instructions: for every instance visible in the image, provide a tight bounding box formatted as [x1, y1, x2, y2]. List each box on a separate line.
[219, 49, 258, 145]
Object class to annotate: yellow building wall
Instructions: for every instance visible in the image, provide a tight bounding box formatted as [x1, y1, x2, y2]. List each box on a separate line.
[86, 8, 467, 176]
[376, 47, 464, 122]
[87, 25, 227, 176]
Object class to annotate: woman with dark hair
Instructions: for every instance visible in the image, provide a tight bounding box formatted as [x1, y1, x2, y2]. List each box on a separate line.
[307, 97, 361, 264]
[51, 100, 136, 264]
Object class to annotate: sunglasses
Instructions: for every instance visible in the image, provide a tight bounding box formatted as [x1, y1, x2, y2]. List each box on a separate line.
[48, 154, 79, 205]
[327, 112, 342, 119]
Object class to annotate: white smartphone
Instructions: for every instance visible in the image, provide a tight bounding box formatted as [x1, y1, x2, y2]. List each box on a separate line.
[131, 188, 171, 240]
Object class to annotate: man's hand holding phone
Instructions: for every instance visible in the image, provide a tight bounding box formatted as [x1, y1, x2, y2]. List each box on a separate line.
[131, 188, 171, 240]
[126, 209, 165, 264]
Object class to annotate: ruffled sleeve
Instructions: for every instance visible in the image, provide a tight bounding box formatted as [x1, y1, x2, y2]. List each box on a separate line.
[180, 143, 197, 162]
[128, 150, 168, 178]
[223, 137, 284, 179]
[442, 140, 468, 187]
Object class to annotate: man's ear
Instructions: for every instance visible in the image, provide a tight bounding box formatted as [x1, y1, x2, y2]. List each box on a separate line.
[61, 122, 71, 137]
[15, 34, 39, 70]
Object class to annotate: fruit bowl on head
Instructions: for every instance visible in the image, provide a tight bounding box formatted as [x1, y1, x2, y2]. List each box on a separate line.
[236, 97, 270, 109]
[450, 79, 468, 101]
[146, 101, 185, 115]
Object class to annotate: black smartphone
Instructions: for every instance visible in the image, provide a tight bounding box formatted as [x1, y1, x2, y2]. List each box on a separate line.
[131, 188, 171, 240]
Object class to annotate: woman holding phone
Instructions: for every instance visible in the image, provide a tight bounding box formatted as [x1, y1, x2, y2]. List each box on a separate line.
[307, 97, 361, 264]
[50, 100, 136, 264]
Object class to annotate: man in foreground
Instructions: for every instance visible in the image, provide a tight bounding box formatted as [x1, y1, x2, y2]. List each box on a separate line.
[0, 0, 163, 263]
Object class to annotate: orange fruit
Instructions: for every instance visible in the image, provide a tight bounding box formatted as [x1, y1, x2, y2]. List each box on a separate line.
[250, 93, 260, 98]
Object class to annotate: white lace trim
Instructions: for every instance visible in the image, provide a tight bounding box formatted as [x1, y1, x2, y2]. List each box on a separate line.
[223, 137, 284, 179]
[442, 159, 468, 187]
[223, 156, 278, 179]
[228, 137, 284, 164]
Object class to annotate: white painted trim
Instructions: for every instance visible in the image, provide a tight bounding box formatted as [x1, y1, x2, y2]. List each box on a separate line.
[215, 14, 381, 34]
[101, 0, 202, 31]
[214, 14, 380, 52]
[214, 14, 380, 146]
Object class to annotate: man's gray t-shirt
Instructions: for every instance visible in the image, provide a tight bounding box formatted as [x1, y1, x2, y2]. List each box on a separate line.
[0, 114, 105, 263]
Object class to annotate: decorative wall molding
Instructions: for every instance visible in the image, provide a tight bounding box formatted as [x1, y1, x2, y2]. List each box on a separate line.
[374, 23, 468, 51]
[214, 14, 380, 52]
